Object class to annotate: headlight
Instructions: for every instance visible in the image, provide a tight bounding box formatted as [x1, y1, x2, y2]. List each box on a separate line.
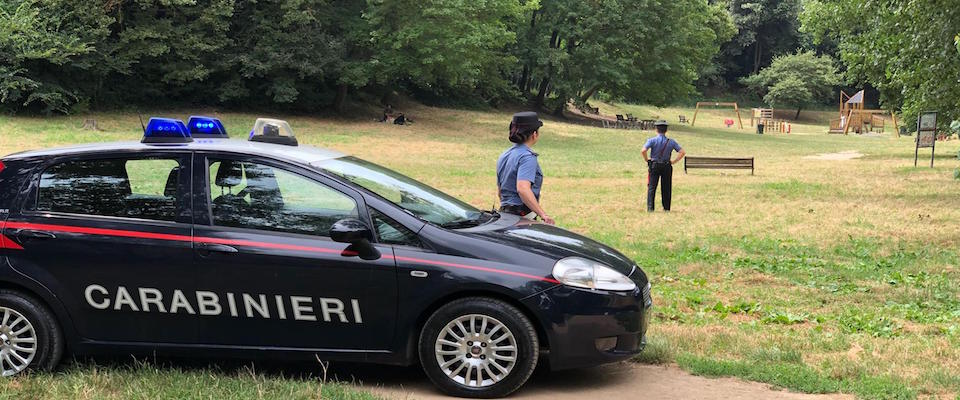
[552, 257, 637, 291]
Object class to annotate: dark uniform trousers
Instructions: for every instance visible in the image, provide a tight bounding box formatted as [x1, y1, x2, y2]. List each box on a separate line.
[647, 162, 672, 211]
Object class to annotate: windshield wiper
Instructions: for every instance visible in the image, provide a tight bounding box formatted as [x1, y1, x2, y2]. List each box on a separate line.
[440, 211, 499, 229]
[440, 219, 481, 229]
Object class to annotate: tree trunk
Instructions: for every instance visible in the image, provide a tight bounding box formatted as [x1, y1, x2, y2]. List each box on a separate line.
[520, 65, 530, 92]
[535, 77, 551, 107]
[579, 83, 601, 103]
[794, 107, 802, 120]
[753, 41, 762, 74]
[553, 102, 565, 118]
[333, 83, 348, 113]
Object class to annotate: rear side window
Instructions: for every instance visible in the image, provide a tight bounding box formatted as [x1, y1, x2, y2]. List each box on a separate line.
[37, 157, 183, 221]
[207, 159, 358, 236]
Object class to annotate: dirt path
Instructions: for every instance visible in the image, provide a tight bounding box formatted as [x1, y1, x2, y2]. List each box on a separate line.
[340, 362, 852, 400]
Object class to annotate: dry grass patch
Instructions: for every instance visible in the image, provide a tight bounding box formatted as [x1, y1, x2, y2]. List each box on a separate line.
[2, 103, 958, 399]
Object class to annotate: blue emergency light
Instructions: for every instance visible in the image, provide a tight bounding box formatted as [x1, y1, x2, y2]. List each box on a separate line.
[142, 118, 192, 144]
[187, 116, 228, 138]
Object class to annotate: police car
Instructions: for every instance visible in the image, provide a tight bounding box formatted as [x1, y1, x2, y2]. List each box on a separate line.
[0, 116, 651, 398]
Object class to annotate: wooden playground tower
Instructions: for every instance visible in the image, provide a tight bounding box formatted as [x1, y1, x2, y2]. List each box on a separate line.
[829, 90, 899, 135]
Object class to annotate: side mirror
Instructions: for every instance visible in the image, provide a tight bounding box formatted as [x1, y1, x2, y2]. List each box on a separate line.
[330, 218, 380, 260]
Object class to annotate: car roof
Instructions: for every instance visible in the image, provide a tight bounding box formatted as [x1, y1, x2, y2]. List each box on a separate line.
[2, 139, 346, 165]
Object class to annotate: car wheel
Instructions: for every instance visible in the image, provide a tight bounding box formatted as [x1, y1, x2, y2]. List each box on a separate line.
[419, 297, 539, 398]
[0, 290, 63, 377]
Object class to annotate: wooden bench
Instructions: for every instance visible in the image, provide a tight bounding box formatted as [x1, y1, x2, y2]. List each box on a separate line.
[684, 156, 754, 175]
[678, 115, 688, 124]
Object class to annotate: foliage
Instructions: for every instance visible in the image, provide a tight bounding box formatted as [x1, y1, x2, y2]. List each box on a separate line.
[802, 0, 960, 127]
[705, 0, 806, 88]
[740, 51, 840, 117]
[0, 0, 735, 114]
[365, 0, 525, 92]
[514, 0, 734, 112]
[0, 0, 110, 113]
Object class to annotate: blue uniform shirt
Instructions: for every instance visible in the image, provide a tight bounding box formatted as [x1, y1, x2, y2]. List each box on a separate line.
[496, 144, 543, 206]
[643, 134, 682, 162]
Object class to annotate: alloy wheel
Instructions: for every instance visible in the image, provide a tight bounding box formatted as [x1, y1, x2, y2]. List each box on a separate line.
[434, 314, 518, 388]
[0, 306, 37, 377]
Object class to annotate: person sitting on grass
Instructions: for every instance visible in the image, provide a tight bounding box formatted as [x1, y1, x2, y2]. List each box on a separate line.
[380, 104, 394, 122]
[393, 113, 409, 125]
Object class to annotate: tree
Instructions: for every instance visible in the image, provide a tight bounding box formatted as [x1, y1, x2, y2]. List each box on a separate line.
[0, 0, 738, 114]
[740, 51, 839, 119]
[703, 0, 805, 88]
[802, 0, 960, 127]
[364, 0, 527, 101]
[0, 0, 110, 113]
[516, 0, 734, 113]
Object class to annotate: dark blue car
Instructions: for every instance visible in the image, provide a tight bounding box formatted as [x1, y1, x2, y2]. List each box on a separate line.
[0, 117, 651, 398]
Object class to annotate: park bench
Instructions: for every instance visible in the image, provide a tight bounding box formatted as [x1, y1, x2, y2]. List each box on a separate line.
[684, 156, 754, 175]
[678, 115, 688, 124]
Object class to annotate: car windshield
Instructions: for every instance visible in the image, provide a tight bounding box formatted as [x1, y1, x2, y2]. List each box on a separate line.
[313, 156, 489, 227]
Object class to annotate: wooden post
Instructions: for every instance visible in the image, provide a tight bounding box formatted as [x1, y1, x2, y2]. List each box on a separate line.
[734, 103, 743, 129]
[842, 110, 852, 135]
[691, 102, 701, 126]
[891, 111, 899, 137]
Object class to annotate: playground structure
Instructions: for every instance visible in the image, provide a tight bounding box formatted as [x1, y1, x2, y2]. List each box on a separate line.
[751, 108, 774, 126]
[829, 90, 899, 135]
[749, 108, 791, 133]
[691, 102, 743, 129]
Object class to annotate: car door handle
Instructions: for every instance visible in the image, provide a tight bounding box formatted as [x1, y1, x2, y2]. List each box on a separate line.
[197, 242, 239, 254]
[17, 230, 56, 240]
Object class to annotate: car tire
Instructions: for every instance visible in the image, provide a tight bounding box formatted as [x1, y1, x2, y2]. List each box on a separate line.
[418, 297, 539, 398]
[0, 290, 64, 376]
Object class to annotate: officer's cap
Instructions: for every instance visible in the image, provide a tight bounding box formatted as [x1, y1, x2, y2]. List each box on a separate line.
[654, 120, 669, 127]
[511, 112, 543, 130]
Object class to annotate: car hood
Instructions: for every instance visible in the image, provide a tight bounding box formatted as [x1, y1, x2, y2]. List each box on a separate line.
[461, 215, 638, 277]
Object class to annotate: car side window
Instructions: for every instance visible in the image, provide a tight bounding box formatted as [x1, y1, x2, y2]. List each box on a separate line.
[37, 157, 181, 222]
[207, 159, 358, 237]
[370, 208, 420, 247]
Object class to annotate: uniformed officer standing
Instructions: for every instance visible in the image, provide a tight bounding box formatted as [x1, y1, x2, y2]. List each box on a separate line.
[496, 112, 555, 225]
[642, 120, 686, 212]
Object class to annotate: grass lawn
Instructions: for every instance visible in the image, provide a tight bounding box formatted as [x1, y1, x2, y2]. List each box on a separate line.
[1, 102, 958, 399]
[0, 360, 378, 400]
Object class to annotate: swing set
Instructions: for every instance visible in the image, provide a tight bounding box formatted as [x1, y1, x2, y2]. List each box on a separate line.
[691, 102, 743, 129]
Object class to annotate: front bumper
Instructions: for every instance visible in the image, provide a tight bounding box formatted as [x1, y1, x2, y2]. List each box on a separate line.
[523, 281, 652, 370]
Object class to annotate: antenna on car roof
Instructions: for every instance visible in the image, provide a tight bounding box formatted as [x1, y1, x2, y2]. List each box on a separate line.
[137, 112, 146, 134]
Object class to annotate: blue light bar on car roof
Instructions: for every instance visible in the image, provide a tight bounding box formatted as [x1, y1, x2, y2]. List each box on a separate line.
[187, 116, 228, 138]
[142, 118, 192, 144]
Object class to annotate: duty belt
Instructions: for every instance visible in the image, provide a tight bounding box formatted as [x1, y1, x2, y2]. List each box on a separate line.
[500, 204, 531, 216]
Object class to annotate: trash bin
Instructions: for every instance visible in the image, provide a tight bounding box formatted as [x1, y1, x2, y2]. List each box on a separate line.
[757, 124, 764, 135]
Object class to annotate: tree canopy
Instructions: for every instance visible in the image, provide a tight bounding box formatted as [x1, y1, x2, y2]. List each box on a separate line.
[2, 0, 958, 125]
[740, 51, 839, 119]
[801, 0, 960, 127]
[704, 0, 805, 88]
[0, 0, 734, 114]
